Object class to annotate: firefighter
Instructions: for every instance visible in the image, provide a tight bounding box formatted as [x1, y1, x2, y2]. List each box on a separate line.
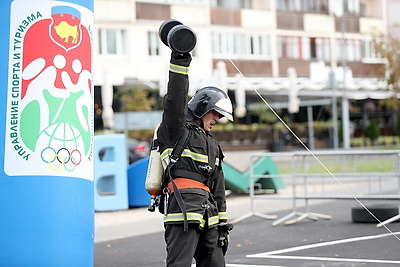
[156, 49, 233, 267]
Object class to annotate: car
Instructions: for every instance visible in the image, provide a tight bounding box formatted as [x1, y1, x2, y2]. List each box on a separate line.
[98, 138, 150, 165]
[127, 138, 150, 164]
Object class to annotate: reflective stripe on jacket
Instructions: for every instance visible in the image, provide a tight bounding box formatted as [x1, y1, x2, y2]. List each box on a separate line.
[161, 148, 220, 167]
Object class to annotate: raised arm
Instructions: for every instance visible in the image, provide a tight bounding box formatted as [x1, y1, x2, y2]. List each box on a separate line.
[160, 52, 192, 145]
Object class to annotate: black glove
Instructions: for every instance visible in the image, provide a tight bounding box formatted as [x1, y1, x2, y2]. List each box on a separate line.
[171, 51, 192, 67]
[217, 222, 234, 255]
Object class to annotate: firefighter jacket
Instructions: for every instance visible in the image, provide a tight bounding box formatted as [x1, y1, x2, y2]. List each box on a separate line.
[157, 52, 228, 229]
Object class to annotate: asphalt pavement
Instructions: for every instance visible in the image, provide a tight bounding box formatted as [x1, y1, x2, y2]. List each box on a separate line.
[94, 150, 400, 267]
[94, 197, 400, 267]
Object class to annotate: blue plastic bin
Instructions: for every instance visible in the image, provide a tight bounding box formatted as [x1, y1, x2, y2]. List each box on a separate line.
[127, 157, 152, 207]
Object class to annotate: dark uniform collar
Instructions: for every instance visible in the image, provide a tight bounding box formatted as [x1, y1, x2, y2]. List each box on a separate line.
[187, 120, 214, 137]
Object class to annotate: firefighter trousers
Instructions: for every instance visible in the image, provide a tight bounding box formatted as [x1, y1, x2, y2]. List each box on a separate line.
[165, 224, 225, 267]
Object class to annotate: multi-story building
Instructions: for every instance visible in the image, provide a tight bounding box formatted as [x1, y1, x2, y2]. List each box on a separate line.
[93, 0, 396, 148]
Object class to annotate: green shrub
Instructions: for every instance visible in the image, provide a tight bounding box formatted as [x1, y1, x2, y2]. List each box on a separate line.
[366, 119, 380, 141]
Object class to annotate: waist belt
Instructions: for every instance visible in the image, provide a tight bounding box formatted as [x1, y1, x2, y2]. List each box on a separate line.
[172, 169, 208, 184]
[168, 178, 210, 193]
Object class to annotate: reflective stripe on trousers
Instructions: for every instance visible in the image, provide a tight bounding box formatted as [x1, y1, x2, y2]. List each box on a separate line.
[164, 212, 219, 228]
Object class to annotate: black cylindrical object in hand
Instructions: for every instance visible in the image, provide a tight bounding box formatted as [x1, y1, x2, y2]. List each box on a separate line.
[159, 19, 196, 54]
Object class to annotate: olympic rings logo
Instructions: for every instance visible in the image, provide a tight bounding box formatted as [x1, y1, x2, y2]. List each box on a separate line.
[41, 147, 82, 172]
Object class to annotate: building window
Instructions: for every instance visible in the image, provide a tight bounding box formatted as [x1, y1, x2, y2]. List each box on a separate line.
[279, 36, 330, 61]
[212, 32, 271, 59]
[277, 0, 301, 11]
[343, 0, 360, 15]
[244, 34, 271, 58]
[99, 29, 126, 55]
[148, 31, 160, 56]
[211, 0, 251, 9]
[363, 39, 379, 60]
[336, 38, 361, 62]
[277, 0, 329, 13]
[347, 39, 361, 61]
[212, 32, 240, 58]
[278, 36, 301, 59]
[301, 37, 311, 59]
[333, 0, 360, 16]
[315, 37, 331, 61]
[242, 0, 252, 9]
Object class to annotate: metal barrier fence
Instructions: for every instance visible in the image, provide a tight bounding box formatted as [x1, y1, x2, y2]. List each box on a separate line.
[231, 150, 400, 227]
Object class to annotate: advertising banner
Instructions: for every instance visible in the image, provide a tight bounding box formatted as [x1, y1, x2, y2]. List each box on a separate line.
[0, 1, 94, 265]
[5, 1, 94, 180]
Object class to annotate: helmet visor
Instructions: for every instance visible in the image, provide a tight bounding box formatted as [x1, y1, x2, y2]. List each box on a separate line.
[214, 98, 233, 121]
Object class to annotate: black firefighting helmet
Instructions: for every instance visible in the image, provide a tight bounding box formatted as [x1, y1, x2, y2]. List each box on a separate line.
[188, 86, 233, 121]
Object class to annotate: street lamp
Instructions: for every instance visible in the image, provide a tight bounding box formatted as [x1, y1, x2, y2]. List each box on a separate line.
[335, 0, 351, 149]
[341, 15, 351, 150]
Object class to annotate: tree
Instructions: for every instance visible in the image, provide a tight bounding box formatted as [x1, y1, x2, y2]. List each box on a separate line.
[114, 86, 156, 142]
[115, 86, 156, 112]
[366, 119, 380, 143]
[373, 32, 400, 136]
[373, 33, 400, 111]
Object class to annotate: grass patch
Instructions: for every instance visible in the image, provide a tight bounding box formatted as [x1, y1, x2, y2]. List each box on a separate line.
[276, 158, 397, 174]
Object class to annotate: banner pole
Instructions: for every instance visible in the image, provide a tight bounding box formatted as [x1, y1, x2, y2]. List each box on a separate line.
[0, 0, 94, 265]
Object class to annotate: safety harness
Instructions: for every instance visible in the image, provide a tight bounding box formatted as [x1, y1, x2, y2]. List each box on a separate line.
[161, 128, 192, 232]
[160, 124, 225, 231]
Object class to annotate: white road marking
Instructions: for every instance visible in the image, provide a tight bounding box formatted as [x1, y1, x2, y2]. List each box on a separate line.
[227, 265, 284, 267]
[247, 231, 400, 264]
[249, 231, 400, 256]
[255, 255, 400, 264]
[193, 264, 283, 267]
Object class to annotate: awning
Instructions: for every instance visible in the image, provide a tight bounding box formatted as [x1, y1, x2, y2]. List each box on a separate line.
[226, 77, 395, 100]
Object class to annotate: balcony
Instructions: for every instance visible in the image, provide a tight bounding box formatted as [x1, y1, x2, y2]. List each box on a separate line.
[276, 11, 304, 30]
[335, 15, 360, 33]
[210, 8, 241, 26]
